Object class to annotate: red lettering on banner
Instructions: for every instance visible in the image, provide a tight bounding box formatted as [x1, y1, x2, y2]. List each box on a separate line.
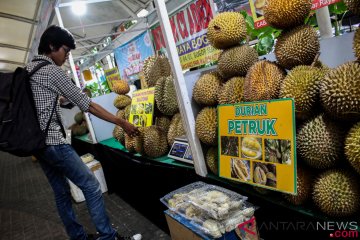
[151, 27, 165, 51]
[190, 3, 201, 33]
[197, 0, 212, 29]
[187, 8, 195, 35]
[169, 16, 179, 42]
[177, 11, 188, 40]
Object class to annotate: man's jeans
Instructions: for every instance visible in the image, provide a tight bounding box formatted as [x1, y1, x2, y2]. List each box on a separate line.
[35, 144, 116, 240]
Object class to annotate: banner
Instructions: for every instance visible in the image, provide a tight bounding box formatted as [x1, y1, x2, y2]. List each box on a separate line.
[151, 0, 221, 70]
[113, 31, 154, 81]
[218, 99, 297, 194]
[129, 88, 155, 127]
[104, 67, 121, 91]
[249, 0, 342, 29]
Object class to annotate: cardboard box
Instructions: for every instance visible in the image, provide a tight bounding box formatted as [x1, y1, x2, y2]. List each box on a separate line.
[165, 210, 260, 240]
[68, 159, 108, 203]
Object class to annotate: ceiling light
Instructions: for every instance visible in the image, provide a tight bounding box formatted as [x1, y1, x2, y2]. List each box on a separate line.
[137, 9, 148, 18]
[72, 1, 87, 16]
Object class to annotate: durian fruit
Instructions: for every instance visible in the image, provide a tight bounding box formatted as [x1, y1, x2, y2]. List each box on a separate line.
[344, 0, 360, 15]
[207, 12, 247, 49]
[275, 25, 320, 70]
[155, 115, 171, 133]
[206, 147, 218, 175]
[345, 122, 360, 174]
[263, 0, 312, 29]
[143, 126, 169, 157]
[284, 165, 312, 205]
[320, 62, 360, 121]
[112, 80, 130, 94]
[313, 170, 360, 217]
[71, 124, 88, 136]
[195, 107, 217, 146]
[114, 95, 132, 109]
[124, 127, 144, 153]
[193, 72, 222, 106]
[113, 125, 125, 146]
[124, 105, 131, 121]
[280, 66, 325, 120]
[155, 76, 179, 115]
[74, 112, 84, 124]
[116, 109, 125, 119]
[218, 76, 245, 105]
[217, 45, 259, 79]
[143, 56, 172, 87]
[167, 113, 186, 147]
[244, 60, 286, 101]
[297, 115, 345, 169]
[354, 28, 360, 60]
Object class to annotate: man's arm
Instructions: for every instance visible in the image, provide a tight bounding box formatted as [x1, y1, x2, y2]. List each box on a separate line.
[88, 101, 139, 137]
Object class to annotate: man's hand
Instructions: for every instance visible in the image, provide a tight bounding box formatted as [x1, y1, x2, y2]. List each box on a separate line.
[121, 120, 140, 137]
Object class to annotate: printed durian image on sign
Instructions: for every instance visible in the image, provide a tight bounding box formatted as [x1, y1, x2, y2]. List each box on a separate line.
[218, 99, 297, 194]
[129, 88, 155, 127]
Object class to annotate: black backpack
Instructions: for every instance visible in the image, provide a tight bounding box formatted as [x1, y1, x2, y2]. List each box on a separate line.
[0, 61, 57, 157]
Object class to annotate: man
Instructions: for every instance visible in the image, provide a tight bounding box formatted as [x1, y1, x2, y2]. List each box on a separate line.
[27, 25, 141, 240]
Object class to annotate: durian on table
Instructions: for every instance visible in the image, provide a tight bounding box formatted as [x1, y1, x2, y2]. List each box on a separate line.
[263, 0, 312, 29]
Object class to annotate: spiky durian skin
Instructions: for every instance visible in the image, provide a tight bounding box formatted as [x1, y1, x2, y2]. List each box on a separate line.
[354, 28, 360, 61]
[113, 126, 125, 146]
[155, 115, 171, 133]
[167, 113, 186, 147]
[345, 122, 360, 174]
[275, 25, 320, 70]
[313, 170, 360, 217]
[143, 126, 169, 157]
[263, 0, 312, 30]
[195, 107, 217, 146]
[297, 115, 344, 169]
[284, 166, 312, 205]
[206, 147, 218, 175]
[112, 80, 130, 94]
[143, 56, 172, 87]
[280, 66, 325, 120]
[207, 12, 247, 49]
[243, 61, 286, 101]
[193, 72, 222, 106]
[155, 76, 179, 116]
[218, 45, 259, 78]
[344, 0, 360, 15]
[218, 77, 245, 105]
[320, 62, 360, 121]
[113, 95, 132, 109]
[124, 105, 131, 121]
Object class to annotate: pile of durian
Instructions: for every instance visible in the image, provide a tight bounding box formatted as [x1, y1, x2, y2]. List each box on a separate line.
[196, 0, 360, 218]
[71, 112, 89, 136]
[112, 55, 186, 158]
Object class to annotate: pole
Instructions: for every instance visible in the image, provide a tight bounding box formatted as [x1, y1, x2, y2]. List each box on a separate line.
[153, 0, 207, 177]
[316, 6, 333, 39]
[55, 6, 98, 144]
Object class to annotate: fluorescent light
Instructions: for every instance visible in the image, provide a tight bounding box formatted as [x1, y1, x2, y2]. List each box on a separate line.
[72, 1, 87, 16]
[137, 9, 148, 18]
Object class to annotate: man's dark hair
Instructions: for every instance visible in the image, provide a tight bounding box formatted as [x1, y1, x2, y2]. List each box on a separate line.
[38, 25, 76, 54]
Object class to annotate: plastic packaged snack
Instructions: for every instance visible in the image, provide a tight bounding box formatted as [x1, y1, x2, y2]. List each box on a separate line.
[80, 153, 94, 163]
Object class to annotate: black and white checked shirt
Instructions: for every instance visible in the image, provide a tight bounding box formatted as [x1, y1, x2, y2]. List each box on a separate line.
[26, 55, 91, 145]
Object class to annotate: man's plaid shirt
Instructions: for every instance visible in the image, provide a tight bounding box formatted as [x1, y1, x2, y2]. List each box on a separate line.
[26, 55, 91, 145]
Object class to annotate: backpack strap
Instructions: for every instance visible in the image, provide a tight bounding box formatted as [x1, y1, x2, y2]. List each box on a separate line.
[29, 60, 66, 139]
[29, 61, 50, 77]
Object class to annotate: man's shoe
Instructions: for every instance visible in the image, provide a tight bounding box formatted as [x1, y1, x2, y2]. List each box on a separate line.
[115, 232, 142, 240]
[87, 233, 99, 240]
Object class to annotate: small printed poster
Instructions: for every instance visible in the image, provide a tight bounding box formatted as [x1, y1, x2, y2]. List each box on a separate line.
[249, 0, 342, 29]
[104, 67, 121, 91]
[218, 99, 297, 194]
[128, 88, 155, 127]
